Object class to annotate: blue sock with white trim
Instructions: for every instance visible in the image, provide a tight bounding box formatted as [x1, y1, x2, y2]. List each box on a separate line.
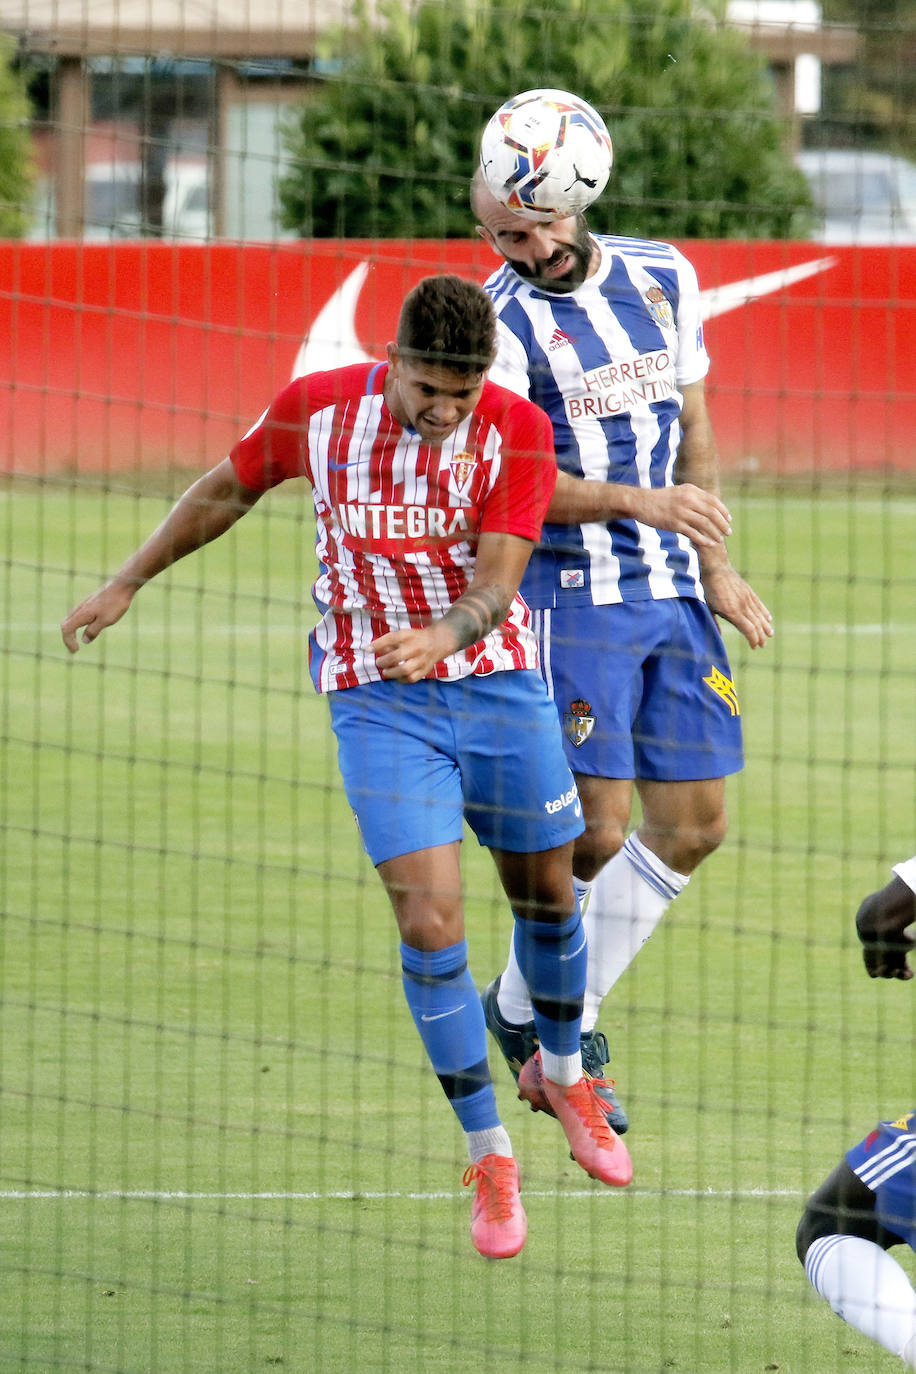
[512, 907, 585, 1082]
[400, 940, 500, 1134]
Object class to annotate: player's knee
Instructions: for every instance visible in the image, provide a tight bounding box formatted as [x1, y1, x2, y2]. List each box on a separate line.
[573, 823, 625, 883]
[393, 900, 465, 951]
[653, 810, 728, 874]
[694, 810, 729, 863]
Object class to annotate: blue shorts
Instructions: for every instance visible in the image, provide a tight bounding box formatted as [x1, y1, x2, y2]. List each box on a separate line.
[847, 1112, 916, 1249]
[327, 671, 585, 866]
[534, 598, 744, 781]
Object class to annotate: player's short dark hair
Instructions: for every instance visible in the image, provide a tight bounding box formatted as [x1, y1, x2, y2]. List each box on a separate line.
[396, 275, 496, 374]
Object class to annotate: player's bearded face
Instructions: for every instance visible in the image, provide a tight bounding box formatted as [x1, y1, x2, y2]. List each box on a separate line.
[505, 215, 593, 292]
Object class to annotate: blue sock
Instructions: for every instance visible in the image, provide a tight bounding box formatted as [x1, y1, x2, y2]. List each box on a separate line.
[400, 940, 499, 1133]
[512, 908, 585, 1057]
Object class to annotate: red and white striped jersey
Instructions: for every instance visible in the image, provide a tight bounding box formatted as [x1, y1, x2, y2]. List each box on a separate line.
[229, 361, 557, 692]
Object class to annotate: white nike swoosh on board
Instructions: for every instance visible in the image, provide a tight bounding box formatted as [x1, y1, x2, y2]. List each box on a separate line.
[420, 1006, 466, 1022]
[291, 256, 839, 378]
[699, 257, 837, 320]
[291, 261, 373, 378]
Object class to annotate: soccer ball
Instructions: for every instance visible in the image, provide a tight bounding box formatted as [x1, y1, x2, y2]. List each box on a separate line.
[479, 89, 613, 222]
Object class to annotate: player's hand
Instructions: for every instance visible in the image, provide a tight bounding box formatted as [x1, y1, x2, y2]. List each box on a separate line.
[371, 624, 456, 683]
[61, 580, 137, 653]
[700, 562, 773, 649]
[856, 877, 916, 980]
[631, 484, 732, 547]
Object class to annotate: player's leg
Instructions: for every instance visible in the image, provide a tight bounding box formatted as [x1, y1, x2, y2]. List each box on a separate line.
[491, 841, 631, 1188]
[798, 1157, 916, 1368]
[572, 773, 726, 1024]
[457, 669, 589, 1078]
[485, 771, 633, 1128]
[381, 842, 526, 1258]
[571, 598, 741, 1033]
[482, 608, 638, 1129]
[458, 668, 630, 1186]
[495, 772, 632, 1023]
[328, 680, 525, 1257]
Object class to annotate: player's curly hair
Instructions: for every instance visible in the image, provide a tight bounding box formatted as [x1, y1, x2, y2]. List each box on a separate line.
[396, 275, 496, 374]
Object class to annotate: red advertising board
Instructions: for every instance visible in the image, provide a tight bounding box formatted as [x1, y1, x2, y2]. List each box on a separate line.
[1, 238, 913, 475]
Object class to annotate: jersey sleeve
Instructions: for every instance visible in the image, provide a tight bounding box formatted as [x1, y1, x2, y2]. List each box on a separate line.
[893, 856, 916, 893]
[230, 368, 356, 491]
[672, 247, 711, 389]
[229, 378, 312, 491]
[478, 387, 557, 541]
[484, 319, 533, 399]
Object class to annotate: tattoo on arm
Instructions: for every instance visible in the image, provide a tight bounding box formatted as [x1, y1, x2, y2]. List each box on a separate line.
[442, 583, 512, 652]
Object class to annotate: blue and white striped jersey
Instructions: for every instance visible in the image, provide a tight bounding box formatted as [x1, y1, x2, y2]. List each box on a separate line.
[483, 235, 711, 609]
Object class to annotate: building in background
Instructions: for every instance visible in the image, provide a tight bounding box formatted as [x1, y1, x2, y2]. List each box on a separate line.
[0, 0, 868, 241]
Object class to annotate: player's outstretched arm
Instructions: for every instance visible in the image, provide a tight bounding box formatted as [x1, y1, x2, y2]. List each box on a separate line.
[371, 532, 534, 683]
[856, 872, 916, 980]
[673, 379, 773, 648]
[547, 472, 732, 547]
[61, 459, 263, 653]
[545, 379, 732, 546]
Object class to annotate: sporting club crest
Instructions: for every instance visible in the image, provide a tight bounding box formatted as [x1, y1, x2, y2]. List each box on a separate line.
[448, 452, 477, 492]
[563, 697, 596, 748]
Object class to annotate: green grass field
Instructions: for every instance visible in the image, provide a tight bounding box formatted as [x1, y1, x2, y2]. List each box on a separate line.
[2, 474, 915, 1373]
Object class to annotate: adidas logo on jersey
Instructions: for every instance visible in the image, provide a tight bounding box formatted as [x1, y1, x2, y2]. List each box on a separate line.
[548, 328, 575, 352]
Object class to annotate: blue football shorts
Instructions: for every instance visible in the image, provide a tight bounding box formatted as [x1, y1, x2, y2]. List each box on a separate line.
[327, 669, 585, 866]
[534, 597, 744, 781]
[847, 1113, 916, 1249]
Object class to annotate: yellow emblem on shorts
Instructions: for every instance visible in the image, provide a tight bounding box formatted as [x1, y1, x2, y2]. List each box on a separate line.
[890, 1112, 916, 1132]
[703, 665, 740, 716]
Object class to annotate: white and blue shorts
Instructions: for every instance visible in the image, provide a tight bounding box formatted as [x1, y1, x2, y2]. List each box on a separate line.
[328, 670, 585, 866]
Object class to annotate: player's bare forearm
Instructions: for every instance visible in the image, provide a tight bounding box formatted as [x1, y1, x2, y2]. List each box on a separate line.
[546, 472, 731, 547]
[371, 585, 511, 684]
[61, 459, 261, 653]
[856, 875, 916, 980]
[442, 582, 514, 650]
[546, 377, 731, 548]
[371, 532, 534, 682]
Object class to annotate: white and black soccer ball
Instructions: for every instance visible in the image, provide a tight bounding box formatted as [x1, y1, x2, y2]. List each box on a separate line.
[479, 89, 613, 222]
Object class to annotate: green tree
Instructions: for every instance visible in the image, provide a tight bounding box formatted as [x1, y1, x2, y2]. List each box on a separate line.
[278, 0, 812, 239]
[0, 34, 33, 237]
